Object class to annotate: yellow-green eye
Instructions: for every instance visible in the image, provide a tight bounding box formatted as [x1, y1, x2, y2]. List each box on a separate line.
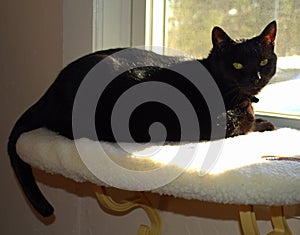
[260, 59, 268, 66]
[233, 62, 243, 70]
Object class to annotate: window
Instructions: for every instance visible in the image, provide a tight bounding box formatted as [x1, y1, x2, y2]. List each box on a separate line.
[92, 0, 300, 128]
[145, 0, 300, 128]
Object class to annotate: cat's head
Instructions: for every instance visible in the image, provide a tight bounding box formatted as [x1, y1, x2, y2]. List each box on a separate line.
[208, 21, 277, 108]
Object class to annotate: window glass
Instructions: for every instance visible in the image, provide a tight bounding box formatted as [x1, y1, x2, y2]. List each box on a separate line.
[164, 0, 300, 117]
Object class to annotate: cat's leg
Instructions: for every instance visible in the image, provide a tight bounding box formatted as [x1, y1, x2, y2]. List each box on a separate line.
[226, 100, 275, 137]
[249, 96, 275, 132]
[226, 100, 255, 137]
[248, 96, 275, 132]
[251, 118, 275, 132]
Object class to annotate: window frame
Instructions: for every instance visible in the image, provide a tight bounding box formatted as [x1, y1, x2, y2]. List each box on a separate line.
[93, 0, 146, 51]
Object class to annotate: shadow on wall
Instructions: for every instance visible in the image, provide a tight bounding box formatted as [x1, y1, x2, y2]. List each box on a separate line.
[30, 168, 300, 225]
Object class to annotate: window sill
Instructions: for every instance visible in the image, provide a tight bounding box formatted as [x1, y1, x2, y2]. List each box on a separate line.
[255, 113, 300, 130]
[254, 78, 300, 129]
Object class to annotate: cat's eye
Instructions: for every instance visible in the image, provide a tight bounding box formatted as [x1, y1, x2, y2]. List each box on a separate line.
[260, 59, 268, 66]
[233, 62, 243, 70]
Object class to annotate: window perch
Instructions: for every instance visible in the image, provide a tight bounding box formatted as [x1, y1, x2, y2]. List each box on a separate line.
[16, 128, 300, 234]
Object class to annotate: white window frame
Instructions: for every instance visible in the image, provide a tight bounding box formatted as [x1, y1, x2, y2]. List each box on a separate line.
[93, 0, 146, 51]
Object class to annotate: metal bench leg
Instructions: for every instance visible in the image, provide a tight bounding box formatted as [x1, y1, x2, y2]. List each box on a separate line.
[239, 205, 293, 235]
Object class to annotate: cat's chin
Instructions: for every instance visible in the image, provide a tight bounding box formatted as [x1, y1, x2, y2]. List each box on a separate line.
[240, 89, 261, 100]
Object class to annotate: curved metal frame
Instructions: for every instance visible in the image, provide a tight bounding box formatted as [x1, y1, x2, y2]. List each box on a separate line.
[94, 186, 162, 235]
[94, 186, 293, 235]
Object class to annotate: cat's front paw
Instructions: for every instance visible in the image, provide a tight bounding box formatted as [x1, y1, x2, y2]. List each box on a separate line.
[251, 118, 275, 132]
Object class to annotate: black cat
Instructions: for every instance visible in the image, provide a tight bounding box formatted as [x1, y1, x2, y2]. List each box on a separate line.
[8, 21, 277, 217]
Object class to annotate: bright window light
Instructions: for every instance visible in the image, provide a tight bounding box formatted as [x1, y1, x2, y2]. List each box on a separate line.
[146, 0, 300, 119]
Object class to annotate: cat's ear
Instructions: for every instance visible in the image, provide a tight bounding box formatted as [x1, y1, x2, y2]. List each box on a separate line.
[212, 27, 233, 50]
[259, 21, 277, 46]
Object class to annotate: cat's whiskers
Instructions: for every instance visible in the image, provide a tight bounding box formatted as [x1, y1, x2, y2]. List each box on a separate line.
[257, 71, 262, 80]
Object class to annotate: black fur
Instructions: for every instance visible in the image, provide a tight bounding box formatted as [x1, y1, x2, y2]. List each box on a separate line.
[8, 21, 277, 217]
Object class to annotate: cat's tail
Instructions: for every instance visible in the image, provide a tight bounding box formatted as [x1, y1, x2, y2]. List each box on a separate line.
[8, 105, 54, 217]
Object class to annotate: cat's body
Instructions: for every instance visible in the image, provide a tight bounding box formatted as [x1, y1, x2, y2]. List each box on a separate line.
[8, 21, 277, 217]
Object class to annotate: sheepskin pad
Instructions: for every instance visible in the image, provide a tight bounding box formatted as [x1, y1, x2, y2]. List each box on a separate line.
[16, 128, 300, 206]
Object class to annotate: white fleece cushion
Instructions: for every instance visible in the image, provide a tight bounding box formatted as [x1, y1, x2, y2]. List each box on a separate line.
[16, 128, 300, 206]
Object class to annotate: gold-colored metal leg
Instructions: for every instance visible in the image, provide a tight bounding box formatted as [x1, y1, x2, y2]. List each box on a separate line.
[268, 206, 292, 235]
[239, 205, 293, 235]
[94, 186, 162, 235]
[239, 205, 260, 235]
